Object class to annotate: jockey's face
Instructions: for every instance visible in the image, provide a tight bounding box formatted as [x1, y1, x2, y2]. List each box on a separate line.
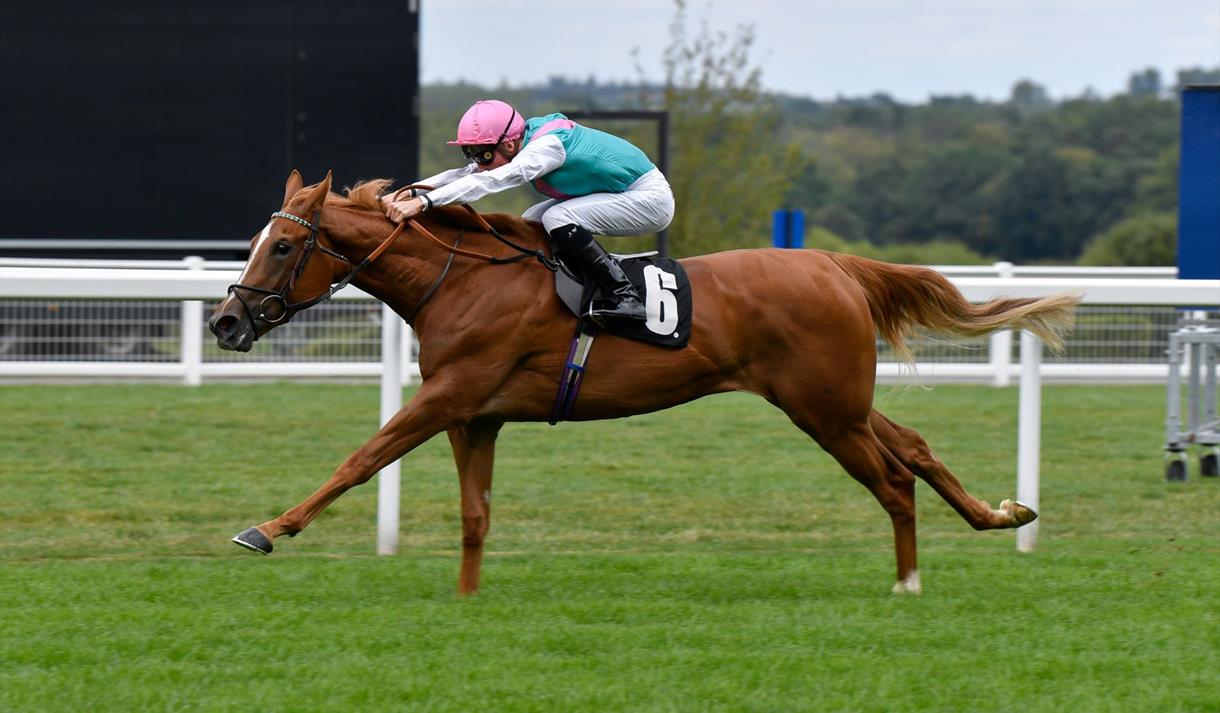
[475, 137, 520, 172]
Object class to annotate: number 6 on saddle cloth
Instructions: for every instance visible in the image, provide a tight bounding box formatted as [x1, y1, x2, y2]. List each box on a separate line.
[548, 249, 693, 424]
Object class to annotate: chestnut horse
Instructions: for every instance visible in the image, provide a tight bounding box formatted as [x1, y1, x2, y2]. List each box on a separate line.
[210, 171, 1077, 595]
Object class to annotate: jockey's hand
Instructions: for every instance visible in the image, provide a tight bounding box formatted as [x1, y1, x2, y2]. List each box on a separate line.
[385, 197, 426, 223]
[382, 187, 414, 204]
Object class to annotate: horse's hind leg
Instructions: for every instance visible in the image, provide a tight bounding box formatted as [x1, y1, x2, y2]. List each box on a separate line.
[815, 424, 923, 593]
[447, 420, 502, 595]
[869, 410, 1037, 530]
[780, 399, 922, 593]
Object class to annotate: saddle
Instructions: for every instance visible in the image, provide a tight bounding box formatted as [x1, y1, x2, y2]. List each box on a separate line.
[551, 247, 692, 349]
[547, 245, 692, 424]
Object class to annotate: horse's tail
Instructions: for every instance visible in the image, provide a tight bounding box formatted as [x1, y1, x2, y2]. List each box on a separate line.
[822, 251, 1080, 364]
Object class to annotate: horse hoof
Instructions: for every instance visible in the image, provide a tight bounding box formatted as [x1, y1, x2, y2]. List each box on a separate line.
[232, 526, 273, 555]
[1001, 499, 1038, 527]
[891, 570, 922, 596]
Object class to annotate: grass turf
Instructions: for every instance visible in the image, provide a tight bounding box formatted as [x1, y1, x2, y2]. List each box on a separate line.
[1, 383, 1217, 712]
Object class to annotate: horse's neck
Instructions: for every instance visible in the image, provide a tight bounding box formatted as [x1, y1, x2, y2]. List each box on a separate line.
[325, 209, 444, 323]
[326, 207, 551, 336]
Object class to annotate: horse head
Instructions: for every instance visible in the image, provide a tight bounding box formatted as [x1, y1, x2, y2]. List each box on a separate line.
[209, 170, 351, 351]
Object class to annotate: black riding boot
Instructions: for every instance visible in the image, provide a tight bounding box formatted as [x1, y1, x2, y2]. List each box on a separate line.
[550, 224, 646, 323]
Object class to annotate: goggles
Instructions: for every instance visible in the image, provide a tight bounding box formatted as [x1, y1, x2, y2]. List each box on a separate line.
[462, 144, 499, 165]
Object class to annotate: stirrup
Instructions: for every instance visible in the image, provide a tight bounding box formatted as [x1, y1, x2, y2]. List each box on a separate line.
[587, 295, 646, 324]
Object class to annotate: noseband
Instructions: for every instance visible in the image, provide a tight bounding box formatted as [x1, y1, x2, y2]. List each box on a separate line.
[226, 210, 356, 337]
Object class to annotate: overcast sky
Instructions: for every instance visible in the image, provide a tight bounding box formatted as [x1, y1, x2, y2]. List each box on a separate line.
[421, 0, 1220, 102]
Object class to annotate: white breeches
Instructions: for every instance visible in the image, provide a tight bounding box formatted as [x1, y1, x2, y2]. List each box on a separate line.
[521, 169, 675, 236]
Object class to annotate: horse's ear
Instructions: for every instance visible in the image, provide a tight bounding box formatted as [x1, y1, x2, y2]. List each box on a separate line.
[283, 169, 304, 206]
[300, 170, 333, 211]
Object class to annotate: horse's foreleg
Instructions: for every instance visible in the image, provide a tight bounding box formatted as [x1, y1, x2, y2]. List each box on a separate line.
[448, 420, 502, 595]
[232, 383, 461, 554]
[869, 410, 1037, 530]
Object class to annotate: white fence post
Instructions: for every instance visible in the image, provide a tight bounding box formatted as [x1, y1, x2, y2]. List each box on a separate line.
[1017, 330, 1043, 552]
[400, 324, 414, 384]
[376, 302, 404, 555]
[180, 256, 205, 386]
[990, 262, 1014, 387]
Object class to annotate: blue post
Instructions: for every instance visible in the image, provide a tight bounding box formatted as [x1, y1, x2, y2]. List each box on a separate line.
[771, 209, 806, 249]
[1179, 86, 1220, 280]
[772, 210, 790, 248]
[789, 209, 805, 249]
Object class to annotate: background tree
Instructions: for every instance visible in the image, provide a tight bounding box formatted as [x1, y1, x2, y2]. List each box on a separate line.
[1174, 67, 1220, 91]
[415, 56, 1214, 265]
[1078, 212, 1176, 266]
[1010, 79, 1053, 116]
[648, 0, 804, 256]
[1127, 68, 1163, 98]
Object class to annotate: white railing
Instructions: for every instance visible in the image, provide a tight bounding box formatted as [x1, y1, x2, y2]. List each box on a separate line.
[0, 257, 248, 270]
[0, 257, 1180, 277]
[0, 257, 416, 382]
[933, 262, 1176, 279]
[0, 260, 1213, 385]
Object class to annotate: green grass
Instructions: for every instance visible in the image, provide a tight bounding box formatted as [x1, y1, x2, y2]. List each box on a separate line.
[1, 384, 1217, 712]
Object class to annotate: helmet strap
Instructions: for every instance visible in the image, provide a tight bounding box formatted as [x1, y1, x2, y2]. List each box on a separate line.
[493, 110, 519, 145]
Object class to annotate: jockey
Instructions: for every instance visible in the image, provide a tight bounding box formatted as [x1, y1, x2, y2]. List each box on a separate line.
[384, 99, 675, 324]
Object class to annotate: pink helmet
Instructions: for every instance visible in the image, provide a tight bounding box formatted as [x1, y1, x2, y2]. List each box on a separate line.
[447, 100, 524, 145]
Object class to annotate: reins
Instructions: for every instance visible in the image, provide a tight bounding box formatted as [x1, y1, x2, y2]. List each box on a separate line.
[404, 228, 463, 324]
[227, 186, 556, 333]
[394, 184, 558, 271]
[405, 211, 544, 266]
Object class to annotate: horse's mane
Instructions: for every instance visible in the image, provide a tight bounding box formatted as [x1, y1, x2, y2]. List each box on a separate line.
[329, 178, 547, 247]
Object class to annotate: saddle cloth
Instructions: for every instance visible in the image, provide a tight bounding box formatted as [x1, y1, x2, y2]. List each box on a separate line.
[553, 252, 692, 348]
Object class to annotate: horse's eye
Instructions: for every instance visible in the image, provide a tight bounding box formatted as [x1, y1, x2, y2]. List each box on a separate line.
[274, 241, 292, 256]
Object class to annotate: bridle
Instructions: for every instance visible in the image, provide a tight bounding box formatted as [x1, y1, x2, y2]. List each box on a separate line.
[226, 191, 557, 337]
[226, 210, 360, 337]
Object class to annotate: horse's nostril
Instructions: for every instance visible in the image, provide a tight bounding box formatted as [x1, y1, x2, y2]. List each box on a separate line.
[209, 313, 238, 337]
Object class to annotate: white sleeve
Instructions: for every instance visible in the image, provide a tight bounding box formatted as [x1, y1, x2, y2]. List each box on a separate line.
[415, 163, 477, 191]
[424, 135, 567, 207]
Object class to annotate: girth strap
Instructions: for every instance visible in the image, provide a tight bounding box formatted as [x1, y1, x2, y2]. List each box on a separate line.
[549, 320, 599, 425]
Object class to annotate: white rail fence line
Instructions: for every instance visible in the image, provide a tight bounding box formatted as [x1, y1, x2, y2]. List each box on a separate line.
[0, 256, 1180, 277]
[2, 265, 1216, 554]
[0, 260, 1201, 385]
[0, 266, 420, 382]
